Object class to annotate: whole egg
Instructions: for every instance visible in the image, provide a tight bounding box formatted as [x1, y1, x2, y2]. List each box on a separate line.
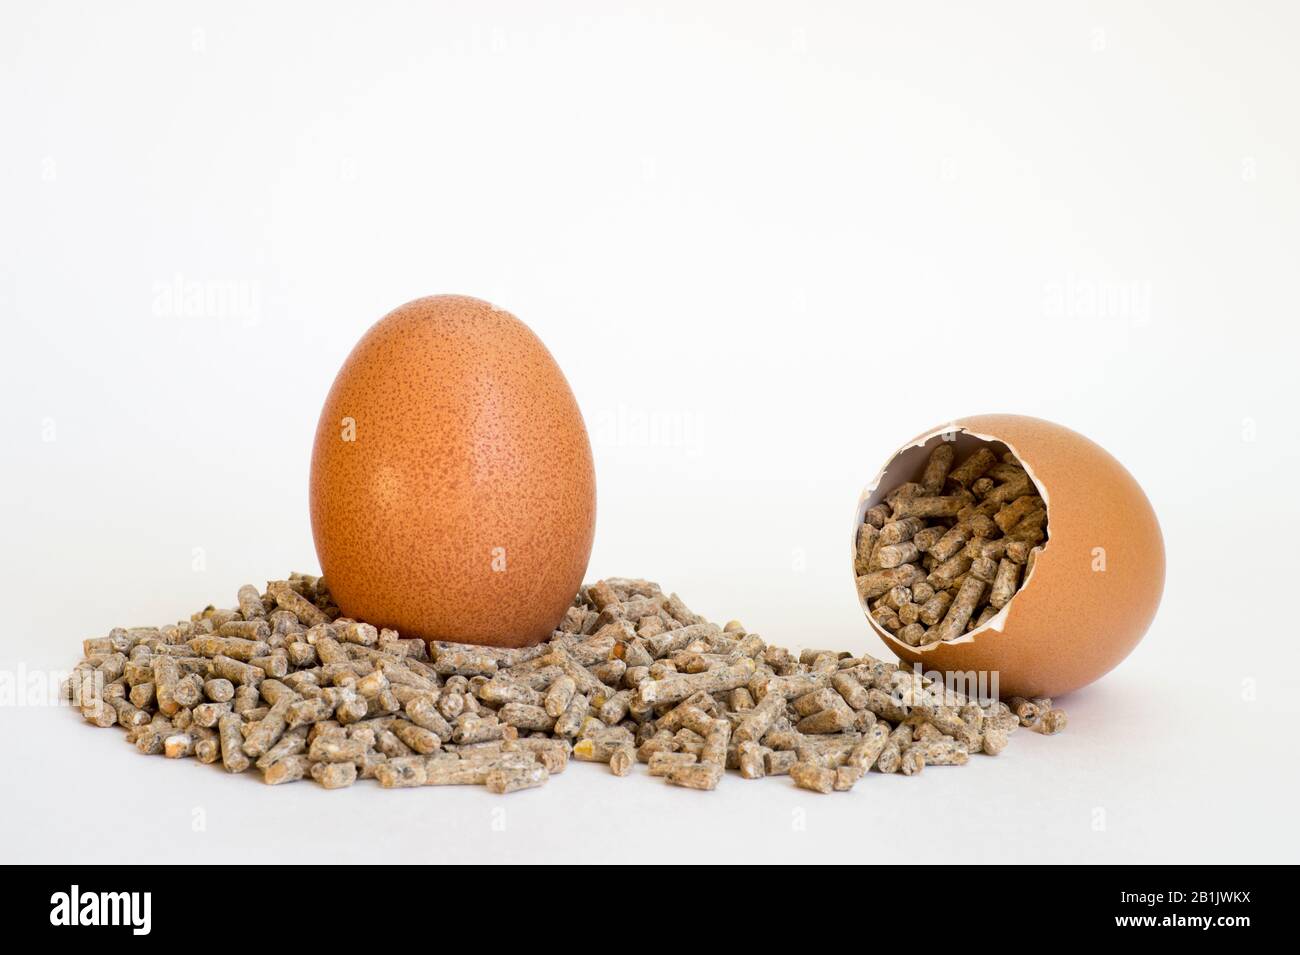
[310, 295, 596, 648]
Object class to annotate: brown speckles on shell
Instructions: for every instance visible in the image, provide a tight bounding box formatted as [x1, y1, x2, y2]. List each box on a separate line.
[310, 296, 597, 648]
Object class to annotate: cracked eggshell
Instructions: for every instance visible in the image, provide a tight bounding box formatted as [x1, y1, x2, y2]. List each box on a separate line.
[310, 295, 596, 648]
[853, 414, 1163, 698]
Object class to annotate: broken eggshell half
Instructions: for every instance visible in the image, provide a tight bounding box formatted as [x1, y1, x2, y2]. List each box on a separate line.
[853, 413, 1164, 699]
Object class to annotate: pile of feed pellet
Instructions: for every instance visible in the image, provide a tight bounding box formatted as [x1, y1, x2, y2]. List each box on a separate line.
[856, 442, 1048, 646]
[65, 573, 1066, 794]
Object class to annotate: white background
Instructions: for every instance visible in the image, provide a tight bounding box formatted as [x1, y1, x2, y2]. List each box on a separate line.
[2, 1, 1297, 864]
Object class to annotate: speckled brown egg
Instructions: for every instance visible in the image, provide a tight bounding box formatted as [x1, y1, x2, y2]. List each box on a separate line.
[853, 414, 1164, 698]
[310, 295, 596, 648]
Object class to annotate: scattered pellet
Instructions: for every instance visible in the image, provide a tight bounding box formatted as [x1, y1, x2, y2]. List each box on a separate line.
[981, 719, 1010, 755]
[736, 741, 766, 778]
[242, 698, 292, 759]
[834, 766, 864, 791]
[255, 726, 308, 770]
[269, 580, 328, 628]
[390, 718, 442, 754]
[236, 584, 265, 621]
[311, 760, 357, 789]
[375, 757, 428, 788]
[1028, 708, 1069, 735]
[761, 749, 796, 776]
[790, 762, 835, 794]
[665, 761, 724, 791]
[647, 751, 696, 776]
[485, 764, 548, 794]
[609, 745, 635, 777]
[637, 659, 756, 705]
[877, 723, 913, 775]
[69, 575, 1063, 796]
[907, 738, 970, 766]
[217, 713, 250, 773]
[264, 754, 312, 785]
[163, 732, 196, 759]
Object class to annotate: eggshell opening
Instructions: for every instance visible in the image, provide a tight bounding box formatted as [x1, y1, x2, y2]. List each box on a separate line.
[852, 413, 1165, 699]
[853, 423, 1049, 650]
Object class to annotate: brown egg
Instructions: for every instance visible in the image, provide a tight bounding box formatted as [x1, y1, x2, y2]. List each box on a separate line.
[853, 414, 1164, 698]
[310, 295, 596, 648]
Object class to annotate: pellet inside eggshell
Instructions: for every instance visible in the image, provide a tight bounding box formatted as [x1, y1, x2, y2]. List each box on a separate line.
[854, 434, 1048, 648]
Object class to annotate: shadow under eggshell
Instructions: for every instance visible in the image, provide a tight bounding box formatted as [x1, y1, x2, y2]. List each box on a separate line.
[310, 295, 596, 648]
[854, 414, 1164, 699]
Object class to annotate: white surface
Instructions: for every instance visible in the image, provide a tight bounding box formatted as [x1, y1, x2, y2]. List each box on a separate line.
[2, 1, 1298, 864]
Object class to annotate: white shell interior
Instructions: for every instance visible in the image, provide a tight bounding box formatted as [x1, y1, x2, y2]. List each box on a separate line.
[853, 424, 1050, 650]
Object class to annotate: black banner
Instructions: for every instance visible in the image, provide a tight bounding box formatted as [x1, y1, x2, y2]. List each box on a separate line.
[6, 867, 1285, 937]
